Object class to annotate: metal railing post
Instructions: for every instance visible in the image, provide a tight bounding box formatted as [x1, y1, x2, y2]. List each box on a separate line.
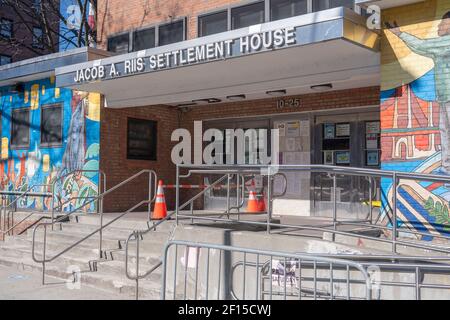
[226, 174, 231, 218]
[332, 174, 337, 241]
[136, 231, 140, 300]
[176, 165, 180, 226]
[148, 172, 152, 222]
[42, 225, 47, 285]
[99, 195, 104, 259]
[369, 176, 373, 224]
[51, 183, 55, 231]
[392, 172, 398, 254]
[267, 167, 272, 234]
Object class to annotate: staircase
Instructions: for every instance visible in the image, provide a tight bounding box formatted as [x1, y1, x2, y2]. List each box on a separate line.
[0, 213, 175, 299]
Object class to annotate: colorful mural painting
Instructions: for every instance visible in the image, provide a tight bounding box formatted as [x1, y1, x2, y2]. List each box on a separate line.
[381, 0, 450, 239]
[0, 77, 100, 213]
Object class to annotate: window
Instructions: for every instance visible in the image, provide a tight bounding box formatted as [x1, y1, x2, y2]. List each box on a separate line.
[313, 0, 355, 12]
[107, 33, 129, 53]
[232, 2, 265, 29]
[158, 20, 185, 46]
[198, 11, 228, 37]
[11, 108, 30, 148]
[32, 27, 44, 48]
[41, 104, 62, 146]
[0, 18, 12, 39]
[127, 118, 157, 160]
[133, 27, 155, 51]
[270, 0, 308, 21]
[0, 54, 11, 66]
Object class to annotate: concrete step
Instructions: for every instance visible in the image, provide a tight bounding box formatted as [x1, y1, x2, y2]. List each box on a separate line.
[27, 222, 172, 244]
[95, 260, 162, 282]
[69, 214, 177, 231]
[0, 254, 161, 299]
[7, 233, 166, 265]
[0, 239, 162, 279]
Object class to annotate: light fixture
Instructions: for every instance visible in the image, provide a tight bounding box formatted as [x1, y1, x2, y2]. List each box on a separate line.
[226, 94, 246, 101]
[310, 83, 333, 91]
[266, 89, 286, 97]
[192, 98, 222, 104]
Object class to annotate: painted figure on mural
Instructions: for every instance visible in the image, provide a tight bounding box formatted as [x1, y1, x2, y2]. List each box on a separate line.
[387, 12, 450, 173]
[61, 91, 87, 174]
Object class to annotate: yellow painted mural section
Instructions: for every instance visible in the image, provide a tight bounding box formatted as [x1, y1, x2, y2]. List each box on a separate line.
[1, 138, 8, 160]
[382, 0, 450, 90]
[30, 84, 40, 110]
[87, 93, 101, 122]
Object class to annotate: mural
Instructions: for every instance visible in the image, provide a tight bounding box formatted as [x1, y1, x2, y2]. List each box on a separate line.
[381, 0, 450, 239]
[0, 77, 101, 213]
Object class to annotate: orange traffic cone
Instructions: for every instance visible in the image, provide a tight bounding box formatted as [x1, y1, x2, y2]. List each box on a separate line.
[246, 189, 261, 213]
[258, 191, 266, 212]
[246, 179, 265, 213]
[152, 180, 167, 220]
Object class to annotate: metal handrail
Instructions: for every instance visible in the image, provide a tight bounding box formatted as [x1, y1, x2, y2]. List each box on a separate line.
[175, 164, 450, 255]
[125, 173, 231, 299]
[160, 240, 373, 300]
[31, 169, 157, 285]
[230, 251, 450, 300]
[1, 170, 106, 239]
[50, 169, 107, 229]
[0, 184, 51, 240]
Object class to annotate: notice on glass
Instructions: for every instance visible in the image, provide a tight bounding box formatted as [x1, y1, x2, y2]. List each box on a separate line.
[336, 123, 350, 137]
[324, 123, 335, 139]
[366, 134, 378, 149]
[286, 121, 300, 137]
[299, 120, 310, 137]
[366, 121, 380, 134]
[335, 151, 350, 164]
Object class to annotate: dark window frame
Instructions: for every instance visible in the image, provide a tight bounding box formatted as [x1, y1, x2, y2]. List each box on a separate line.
[126, 117, 158, 161]
[312, 0, 355, 12]
[132, 26, 156, 52]
[10, 107, 30, 149]
[196, 0, 361, 33]
[270, 0, 308, 21]
[231, 0, 266, 30]
[198, 10, 229, 37]
[107, 31, 131, 53]
[0, 18, 13, 39]
[157, 18, 187, 47]
[40, 103, 63, 148]
[0, 54, 12, 66]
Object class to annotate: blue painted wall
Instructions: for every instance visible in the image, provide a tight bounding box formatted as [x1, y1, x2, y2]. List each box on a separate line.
[0, 77, 101, 212]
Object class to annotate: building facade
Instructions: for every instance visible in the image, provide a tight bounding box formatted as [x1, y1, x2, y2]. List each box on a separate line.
[0, 0, 59, 65]
[0, 0, 449, 238]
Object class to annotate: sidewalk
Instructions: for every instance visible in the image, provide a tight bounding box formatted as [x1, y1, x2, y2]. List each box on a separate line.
[0, 265, 127, 300]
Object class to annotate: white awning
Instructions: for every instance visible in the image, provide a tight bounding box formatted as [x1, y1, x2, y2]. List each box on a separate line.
[56, 8, 380, 108]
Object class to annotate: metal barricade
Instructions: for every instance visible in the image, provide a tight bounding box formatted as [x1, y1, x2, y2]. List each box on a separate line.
[161, 240, 373, 300]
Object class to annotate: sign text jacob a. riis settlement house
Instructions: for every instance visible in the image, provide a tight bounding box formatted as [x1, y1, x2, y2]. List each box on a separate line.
[74, 27, 297, 84]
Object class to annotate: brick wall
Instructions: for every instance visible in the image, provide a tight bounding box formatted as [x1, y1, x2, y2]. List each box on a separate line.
[100, 104, 179, 213]
[0, 1, 58, 63]
[97, 0, 251, 49]
[100, 86, 379, 212]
